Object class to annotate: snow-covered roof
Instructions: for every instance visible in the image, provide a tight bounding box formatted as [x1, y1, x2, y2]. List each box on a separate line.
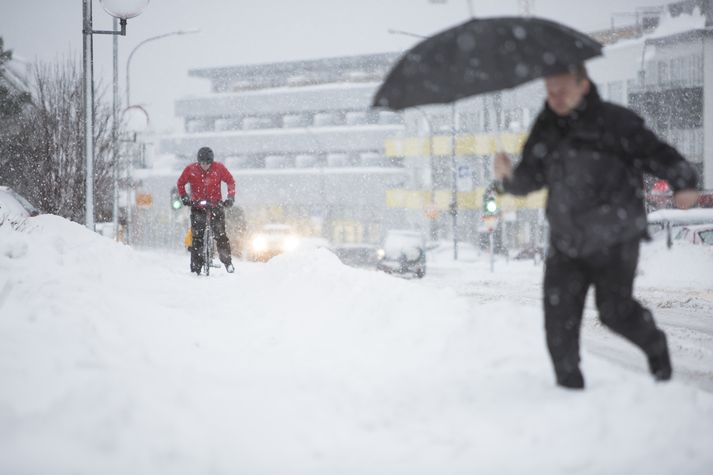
[647, 208, 713, 225]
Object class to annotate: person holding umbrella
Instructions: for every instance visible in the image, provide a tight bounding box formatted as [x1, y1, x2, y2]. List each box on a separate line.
[372, 15, 699, 390]
[493, 64, 699, 389]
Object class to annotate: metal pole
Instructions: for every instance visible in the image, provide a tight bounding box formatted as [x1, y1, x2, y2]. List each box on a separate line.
[124, 30, 199, 245]
[126, 30, 200, 108]
[82, 0, 95, 230]
[413, 107, 437, 241]
[450, 103, 458, 260]
[112, 17, 119, 241]
[489, 229, 495, 272]
[126, 141, 133, 245]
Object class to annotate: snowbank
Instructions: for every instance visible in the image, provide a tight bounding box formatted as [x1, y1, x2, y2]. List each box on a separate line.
[1, 215, 712, 474]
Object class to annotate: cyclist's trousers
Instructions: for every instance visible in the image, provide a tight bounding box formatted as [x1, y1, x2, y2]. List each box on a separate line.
[190, 207, 232, 271]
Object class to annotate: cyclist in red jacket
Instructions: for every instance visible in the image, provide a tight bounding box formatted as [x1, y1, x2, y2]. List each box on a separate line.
[177, 147, 236, 275]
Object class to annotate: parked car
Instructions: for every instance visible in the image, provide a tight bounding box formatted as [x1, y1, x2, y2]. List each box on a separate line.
[673, 224, 713, 246]
[332, 243, 380, 269]
[376, 230, 426, 278]
[247, 223, 301, 262]
[647, 209, 713, 248]
[0, 186, 40, 219]
[513, 246, 544, 261]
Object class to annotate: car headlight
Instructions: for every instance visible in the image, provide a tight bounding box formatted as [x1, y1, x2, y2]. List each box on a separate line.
[377, 248, 385, 259]
[282, 235, 300, 252]
[252, 235, 268, 252]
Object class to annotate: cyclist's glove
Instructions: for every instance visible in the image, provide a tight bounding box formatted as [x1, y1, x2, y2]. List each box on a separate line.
[180, 195, 191, 206]
[223, 198, 234, 208]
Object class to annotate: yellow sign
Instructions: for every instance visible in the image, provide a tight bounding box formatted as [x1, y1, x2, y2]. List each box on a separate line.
[384, 131, 528, 158]
[136, 193, 153, 208]
[386, 188, 547, 211]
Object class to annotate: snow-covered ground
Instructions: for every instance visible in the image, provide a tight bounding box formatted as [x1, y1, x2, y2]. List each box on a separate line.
[1, 215, 713, 474]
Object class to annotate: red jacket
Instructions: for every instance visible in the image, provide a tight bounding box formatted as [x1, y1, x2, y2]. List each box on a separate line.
[177, 162, 235, 204]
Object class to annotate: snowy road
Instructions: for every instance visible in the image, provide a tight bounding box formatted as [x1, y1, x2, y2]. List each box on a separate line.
[2, 216, 713, 474]
[424, 245, 713, 393]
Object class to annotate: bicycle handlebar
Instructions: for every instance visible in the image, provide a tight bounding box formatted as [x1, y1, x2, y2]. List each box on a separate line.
[190, 200, 224, 209]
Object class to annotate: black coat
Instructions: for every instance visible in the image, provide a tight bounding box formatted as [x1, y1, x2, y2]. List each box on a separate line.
[503, 84, 698, 257]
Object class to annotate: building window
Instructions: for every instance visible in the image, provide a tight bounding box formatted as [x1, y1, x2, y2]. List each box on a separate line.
[283, 114, 310, 128]
[326, 153, 348, 167]
[377, 111, 402, 125]
[314, 112, 344, 127]
[265, 155, 292, 169]
[345, 111, 369, 125]
[295, 154, 318, 168]
[658, 61, 669, 86]
[242, 116, 276, 130]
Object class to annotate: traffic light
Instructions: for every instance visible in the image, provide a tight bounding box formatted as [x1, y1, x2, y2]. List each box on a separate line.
[483, 189, 498, 216]
[170, 187, 182, 210]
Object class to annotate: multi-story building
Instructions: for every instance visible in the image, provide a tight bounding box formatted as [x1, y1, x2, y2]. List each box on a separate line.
[384, 0, 713, 252]
[156, 52, 408, 245]
[137, 0, 711, 252]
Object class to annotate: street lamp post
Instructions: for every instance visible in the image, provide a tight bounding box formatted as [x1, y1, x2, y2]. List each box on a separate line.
[122, 28, 199, 244]
[125, 29, 200, 107]
[411, 107, 437, 241]
[450, 103, 459, 260]
[387, 27, 460, 257]
[112, 17, 119, 240]
[83, 0, 149, 230]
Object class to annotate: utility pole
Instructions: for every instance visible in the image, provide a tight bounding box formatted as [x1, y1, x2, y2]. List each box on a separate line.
[450, 103, 458, 260]
[112, 17, 120, 241]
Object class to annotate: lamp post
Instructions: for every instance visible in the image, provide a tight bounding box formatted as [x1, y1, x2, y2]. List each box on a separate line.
[125, 29, 200, 107]
[112, 17, 119, 240]
[387, 27, 459, 258]
[121, 105, 150, 246]
[411, 107, 437, 240]
[122, 28, 199, 244]
[450, 103, 459, 260]
[83, 0, 149, 230]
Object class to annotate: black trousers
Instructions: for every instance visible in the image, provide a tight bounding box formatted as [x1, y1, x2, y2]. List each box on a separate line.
[190, 207, 232, 272]
[543, 239, 666, 379]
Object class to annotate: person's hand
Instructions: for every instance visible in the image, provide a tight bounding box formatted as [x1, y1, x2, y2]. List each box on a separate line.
[223, 197, 234, 208]
[494, 152, 513, 181]
[180, 195, 191, 206]
[674, 190, 699, 209]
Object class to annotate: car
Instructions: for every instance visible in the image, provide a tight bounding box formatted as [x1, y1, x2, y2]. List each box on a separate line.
[513, 246, 545, 261]
[0, 186, 40, 219]
[247, 223, 301, 262]
[376, 230, 427, 278]
[673, 224, 713, 246]
[332, 243, 380, 268]
[647, 209, 713, 248]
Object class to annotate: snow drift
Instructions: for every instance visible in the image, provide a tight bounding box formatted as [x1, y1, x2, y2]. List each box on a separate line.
[1, 215, 712, 474]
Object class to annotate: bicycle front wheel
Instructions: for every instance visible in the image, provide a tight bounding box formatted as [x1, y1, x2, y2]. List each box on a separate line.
[204, 227, 212, 276]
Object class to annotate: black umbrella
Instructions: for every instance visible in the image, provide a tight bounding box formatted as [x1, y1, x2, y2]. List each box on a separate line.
[373, 16, 603, 111]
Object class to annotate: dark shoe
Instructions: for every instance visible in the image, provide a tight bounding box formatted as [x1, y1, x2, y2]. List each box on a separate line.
[225, 263, 235, 273]
[556, 369, 585, 390]
[191, 261, 202, 275]
[648, 335, 672, 381]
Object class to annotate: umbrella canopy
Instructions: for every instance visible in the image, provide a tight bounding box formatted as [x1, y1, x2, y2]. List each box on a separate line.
[373, 16, 603, 111]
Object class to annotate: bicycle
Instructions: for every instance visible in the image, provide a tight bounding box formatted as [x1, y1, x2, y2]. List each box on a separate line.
[191, 200, 223, 276]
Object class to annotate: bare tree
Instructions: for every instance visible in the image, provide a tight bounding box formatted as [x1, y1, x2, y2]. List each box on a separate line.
[12, 57, 116, 223]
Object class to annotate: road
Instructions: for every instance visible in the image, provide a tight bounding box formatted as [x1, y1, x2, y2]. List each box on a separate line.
[422, 249, 713, 393]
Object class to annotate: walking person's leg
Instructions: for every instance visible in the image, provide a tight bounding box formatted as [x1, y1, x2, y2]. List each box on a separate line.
[591, 240, 671, 381]
[190, 209, 207, 274]
[544, 247, 591, 388]
[211, 208, 234, 272]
